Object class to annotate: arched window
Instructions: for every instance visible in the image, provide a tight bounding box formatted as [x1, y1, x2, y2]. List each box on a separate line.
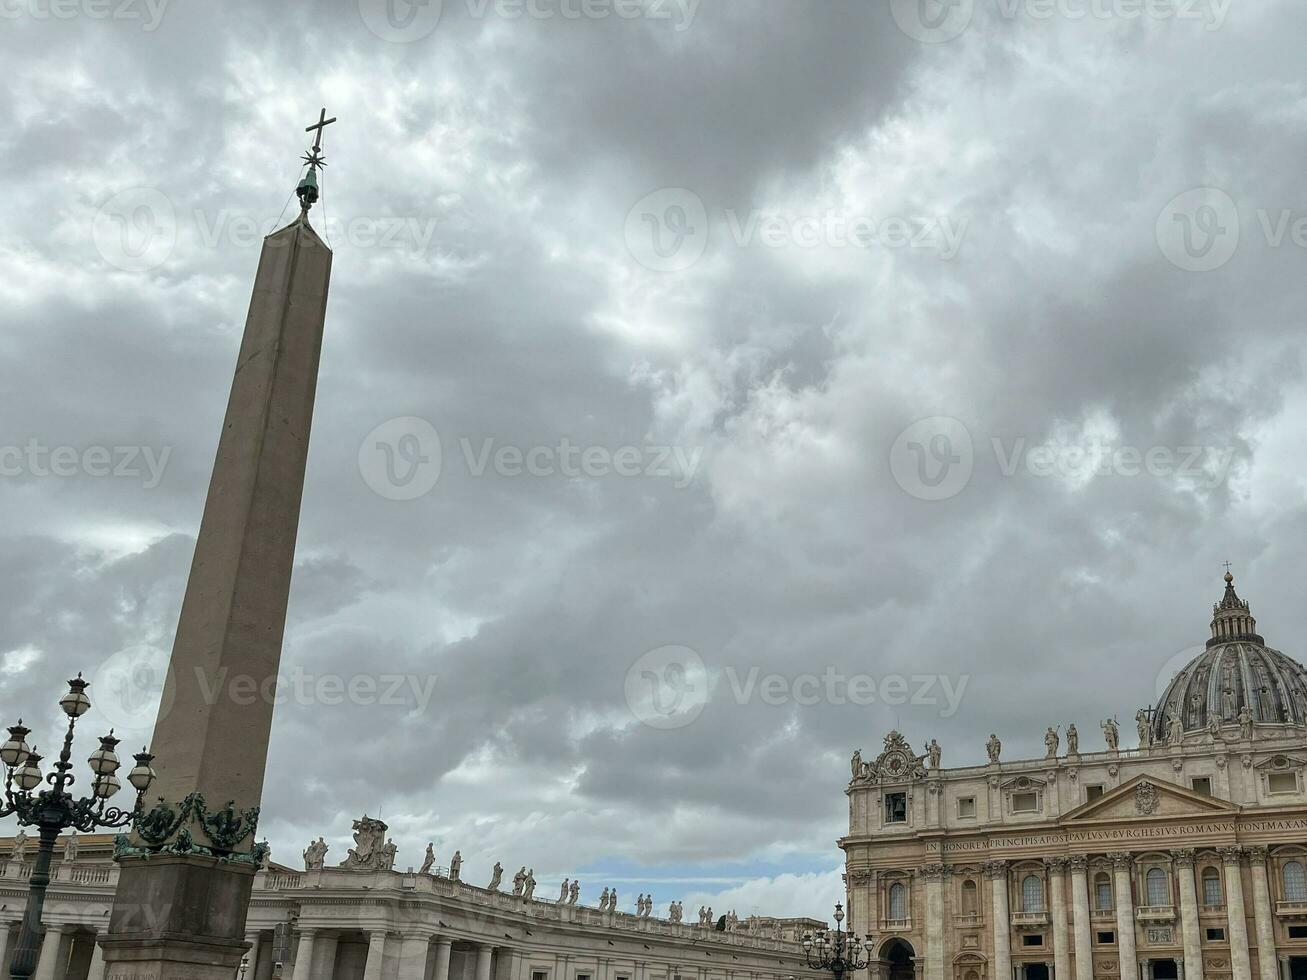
[1146, 868, 1169, 906]
[1022, 874, 1045, 912]
[1094, 872, 1113, 910]
[1201, 867, 1222, 906]
[889, 882, 907, 919]
[1285, 861, 1307, 902]
[961, 879, 978, 915]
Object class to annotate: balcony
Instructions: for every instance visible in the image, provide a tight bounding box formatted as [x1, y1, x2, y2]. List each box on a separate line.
[1091, 908, 1116, 922]
[883, 918, 912, 933]
[1136, 906, 1176, 923]
[1275, 901, 1307, 920]
[1011, 911, 1049, 927]
[954, 913, 984, 929]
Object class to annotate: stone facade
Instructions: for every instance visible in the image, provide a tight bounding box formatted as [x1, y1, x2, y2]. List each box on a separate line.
[0, 833, 820, 980]
[841, 578, 1307, 980]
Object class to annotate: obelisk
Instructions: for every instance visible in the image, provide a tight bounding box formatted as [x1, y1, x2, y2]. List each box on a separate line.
[100, 111, 336, 980]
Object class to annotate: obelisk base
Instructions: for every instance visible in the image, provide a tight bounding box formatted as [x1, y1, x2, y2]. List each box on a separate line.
[100, 855, 255, 980]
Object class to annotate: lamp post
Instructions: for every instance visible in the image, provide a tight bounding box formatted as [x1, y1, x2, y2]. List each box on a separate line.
[0, 674, 157, 980]
[803, 904, 870, 980]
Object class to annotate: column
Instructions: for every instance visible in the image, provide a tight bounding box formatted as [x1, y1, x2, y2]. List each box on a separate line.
[397, 934, 432, 980]
[363, 931, 388, 980]
[32, 925, 64, 980]
[1108, 853, 1138, 980]
[290, 929, 317, 980]
[244, 932, 262, 980]
[1221, 848, 1253, 980]
[86, 935, 107, 980]
[1048, 859, 1070, 980]
[0, 920, 12, 978]
[317, 933, 341, 980]
[1173, 850, 1204, 980]
[923, 865, 949, 980]
[477, 944, 495, 980]
[1247, 848, 1279, 980]
[431, 939, 453, 980]
[1069, 858, 1093, 980]
[985, 861, 1012, 980]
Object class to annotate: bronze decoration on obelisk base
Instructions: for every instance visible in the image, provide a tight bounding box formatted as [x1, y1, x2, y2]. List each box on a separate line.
[99, 110, 336, 980]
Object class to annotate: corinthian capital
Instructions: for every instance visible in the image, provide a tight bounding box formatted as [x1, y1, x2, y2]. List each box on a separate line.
[1068, 856, 1089, 874]
[1218, 846, 1244, 865]
[1044, 856, 1070, 874]
[921, 863, 952, 882]
[1171, 848, 1196, 869]
[1106, 851, 1134, 871]
[982, 860, 1009, 880]
[1245, 845, 1269, 865]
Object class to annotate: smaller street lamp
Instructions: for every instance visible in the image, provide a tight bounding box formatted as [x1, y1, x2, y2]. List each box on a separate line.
[1, 674, 158, 980]
[803, 903, 870, 980]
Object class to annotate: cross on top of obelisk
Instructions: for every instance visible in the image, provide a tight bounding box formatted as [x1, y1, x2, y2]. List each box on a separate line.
[297, 106, 336, 217]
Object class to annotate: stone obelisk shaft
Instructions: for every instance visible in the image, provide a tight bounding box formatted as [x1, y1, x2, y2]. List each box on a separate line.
[102, 216, 332, 980]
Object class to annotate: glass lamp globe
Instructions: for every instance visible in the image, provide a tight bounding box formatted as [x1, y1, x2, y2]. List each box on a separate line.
[93, 772, 122, 799]
[128, 749, 157, 793]
[15, 750, 43, 791]
[1, 722, 30, 768]
[89, 732, 122, 776]
[60, 675, 92, 718]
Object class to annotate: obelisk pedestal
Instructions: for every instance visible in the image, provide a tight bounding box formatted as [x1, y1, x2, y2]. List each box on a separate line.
[100, 212, 332, 980]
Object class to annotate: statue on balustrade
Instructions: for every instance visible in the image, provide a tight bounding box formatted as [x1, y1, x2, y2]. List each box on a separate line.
[560, 878, 570, 902]
[1066, 724, 1079, 755]
[1044, 726, 1059, 758]
[569, 880, 580, 904]
[450, 850, 462, 880]
[926, 739, 942, 769]
[1136, 708, 1152, 748]
[513, 866, 527, 896]
[524, 869, 536, 900]
[1238, 704, 1255, 741]
[420, 843, 435, 875]
[339, 816, 390, 871]
[599, 887, 611, 910]
[669, 901, 683, 923]
[986, 733, 1001, 764]
[63, 832, 78, 864]
[303, 836, 329, 871]
[381, 838, 398, 871]
[1101, 717, 1119, 751]
[489, 862, 504, 891]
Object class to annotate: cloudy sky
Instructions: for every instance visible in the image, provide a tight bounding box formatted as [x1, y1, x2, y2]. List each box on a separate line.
[2, 0, 1307, 918]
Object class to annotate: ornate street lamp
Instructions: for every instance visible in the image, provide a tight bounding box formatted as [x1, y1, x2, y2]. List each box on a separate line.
[803, 904, 870, 980]
[1, 674, 157, 980]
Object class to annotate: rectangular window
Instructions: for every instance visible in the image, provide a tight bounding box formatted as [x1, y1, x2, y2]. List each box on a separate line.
[1202, 870, 1223, 906]
[1095, 880, 1113, 910]
[1191, 777, 1213, 795]
[577, 973, 592, 980]
[1096, 931, 1115, 945]
[1268, 773, 1298, 794]
[1012, 792, 1039, 813]
[533, 973, 549, 980]
[1022, 935, 1043, 948]
[1085, 785, 1105, 802]
[1206, 928, 1226, 941]
[1289, 926, 1307, 940]
[885, 792, 908, 823]
[958, 797, 976, 818]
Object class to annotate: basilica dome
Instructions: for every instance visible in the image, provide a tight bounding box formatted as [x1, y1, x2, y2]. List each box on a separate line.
[1151, 573, 1307, 742]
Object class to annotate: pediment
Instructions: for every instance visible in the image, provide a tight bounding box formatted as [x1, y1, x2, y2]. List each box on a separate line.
[1253, 754, 1307, 772]
[999, 774, 1049, 791]
[1062, 774, 1237, 821]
